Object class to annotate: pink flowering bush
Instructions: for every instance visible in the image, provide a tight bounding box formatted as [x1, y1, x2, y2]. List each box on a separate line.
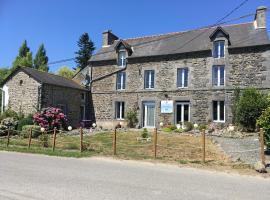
[33, 107, 67, 130]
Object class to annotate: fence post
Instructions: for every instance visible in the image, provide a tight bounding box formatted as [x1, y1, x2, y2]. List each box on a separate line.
[113, 128, 117, 155]
[28, 127, 32, 149]
[80, 127, 83, 152]
[202, 129, 206, 163]
[153, 128, 157, 159]
[52, 127, 57, 151]
[260, 128, 266, 166]
[6, 127, 10, 147]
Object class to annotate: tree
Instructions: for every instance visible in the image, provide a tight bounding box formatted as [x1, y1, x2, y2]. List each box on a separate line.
[12, 40, 33, 70]
[57, 66, 75, 79]
[235, 88, 268, 131]
[34, 44, 49, 72]
[0, 67, 11, 83]
[75, 33, 95, 70]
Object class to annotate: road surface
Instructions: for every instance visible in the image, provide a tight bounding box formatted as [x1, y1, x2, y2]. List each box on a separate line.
[0, 151, 270, 200]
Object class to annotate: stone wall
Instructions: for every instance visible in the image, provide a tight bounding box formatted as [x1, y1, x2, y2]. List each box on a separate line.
[90, 46, 270, 129]
[41, 84, 86, 127]
[5, 71, 41, 115]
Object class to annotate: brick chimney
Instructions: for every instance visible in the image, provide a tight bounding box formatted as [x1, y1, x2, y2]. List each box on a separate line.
[254, 6, 267, 29]
[102, 30, 118, 47]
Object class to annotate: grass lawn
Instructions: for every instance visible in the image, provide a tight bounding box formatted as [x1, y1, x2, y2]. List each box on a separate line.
[0, 131, 228, 164]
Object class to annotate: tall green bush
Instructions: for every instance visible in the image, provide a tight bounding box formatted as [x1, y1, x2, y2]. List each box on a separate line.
[256, 107, 270, 148]
[235, 88, 268, 131]
[126, 108, 138, 128]
[20, 125, 41, 138]
[17, 115, 34, 131]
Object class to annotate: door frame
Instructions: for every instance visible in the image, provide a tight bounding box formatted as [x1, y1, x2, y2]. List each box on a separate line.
[174, 101, 190, 125]
[142, 101, 156, 128]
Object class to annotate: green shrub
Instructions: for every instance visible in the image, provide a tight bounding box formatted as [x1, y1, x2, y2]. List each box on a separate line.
[126, 108, 138, 128]
[162, 127, 173, 132]
[0, 109, 21, 121]
[141, 128, 149, 138]
[198, 124, 207, 131]
[39, 133, 49, 147]
[235, 88, 268, 131]
[0, 117, 18, 136]
[174, 128, 183, 133]
[183, 122, 193, 132]
[21, 125, 41, 138]
[256, 107, 270, 148]
[17, 115, 33, 131]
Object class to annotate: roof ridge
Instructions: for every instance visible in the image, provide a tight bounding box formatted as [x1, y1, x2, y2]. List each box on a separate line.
[124, 21, 253, 41]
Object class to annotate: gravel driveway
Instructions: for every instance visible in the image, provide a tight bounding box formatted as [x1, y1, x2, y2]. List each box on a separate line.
[211, 135, 266, 164]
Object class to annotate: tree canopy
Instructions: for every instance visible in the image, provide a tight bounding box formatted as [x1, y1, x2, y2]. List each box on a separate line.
[12, 40, 33, 70]
[34, 44, 49, 72]
[57, 66, 75, 79]
[75, 33, 95, 70]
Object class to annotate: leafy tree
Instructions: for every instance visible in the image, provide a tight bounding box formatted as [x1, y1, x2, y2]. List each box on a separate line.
[235, 88, 268, 131]
[256, 107, 270, 148]
[0, 67, 11, 83]
[34, 44, 49, 72]
[75, 33, 95, 70]
[12, 40, 33, 70]
[57, 66, 75, 79]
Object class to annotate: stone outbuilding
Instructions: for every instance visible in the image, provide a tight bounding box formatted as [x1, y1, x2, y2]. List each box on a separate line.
[1, 67, 88, 127]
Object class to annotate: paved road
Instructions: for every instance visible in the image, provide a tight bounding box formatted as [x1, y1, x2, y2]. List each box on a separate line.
[0, 152, 270, 200]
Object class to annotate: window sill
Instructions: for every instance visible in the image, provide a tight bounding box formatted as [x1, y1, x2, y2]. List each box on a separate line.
[144, 88, 155, 90]
[116, 118, 125, 121]
[213, 120, 225, 123]
[177, 87, 188, 89]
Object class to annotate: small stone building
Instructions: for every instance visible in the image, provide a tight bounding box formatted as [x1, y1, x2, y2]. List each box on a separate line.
[74, 6, 270, 129]
[1, 67, 87, 127]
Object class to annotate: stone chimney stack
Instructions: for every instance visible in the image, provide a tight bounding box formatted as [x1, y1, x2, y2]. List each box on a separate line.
[254, 6, 267, 29]
[102, 30, 119, 47]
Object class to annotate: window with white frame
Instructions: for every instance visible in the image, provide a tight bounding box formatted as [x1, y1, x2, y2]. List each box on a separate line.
[213, 101, 225, 122]
[144, 70, 155, 89]
[116, 72, 126, 90]
[115, 101, 125, 120]
[118, 50, 127, 67]
[213, 40, 225, 58]
[177, 68, 188, 88]
[212, 65, 225, 86]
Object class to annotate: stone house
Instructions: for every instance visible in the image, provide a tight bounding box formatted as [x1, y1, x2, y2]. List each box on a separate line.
[74, 6, 270, 129]
[1, 67, 87, 127]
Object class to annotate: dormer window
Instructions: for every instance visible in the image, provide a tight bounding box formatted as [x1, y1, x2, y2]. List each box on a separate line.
[118, 50, 127, 67]
[213, 40, 225, 58]
[115, 40, 132, 67]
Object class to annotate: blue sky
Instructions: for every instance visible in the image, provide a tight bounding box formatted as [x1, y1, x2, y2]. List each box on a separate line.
[0, 0, 269, 72]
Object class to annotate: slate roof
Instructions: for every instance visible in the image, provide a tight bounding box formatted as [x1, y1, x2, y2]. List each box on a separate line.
[1, 67, 87, 91]
[90, 22, 270, 62]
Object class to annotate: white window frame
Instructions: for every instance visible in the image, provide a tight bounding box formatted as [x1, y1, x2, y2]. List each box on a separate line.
[116, 72, 126, 90]
[212, 66, 225, 87]
[116, 101, 125, 120]
[144, 70, 155, 89]
[213, 101, 225, 123]
[175, 102, 190, 125]
[118, 50, 127, 68]
[177, 68, 188, 88]
[213, 40, 225, 58]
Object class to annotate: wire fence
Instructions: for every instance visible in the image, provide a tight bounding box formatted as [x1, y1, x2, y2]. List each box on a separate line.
[0, 127, 266, 165]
